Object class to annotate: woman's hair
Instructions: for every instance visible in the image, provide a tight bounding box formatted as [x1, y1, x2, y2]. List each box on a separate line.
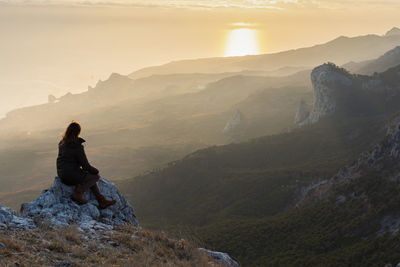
[60, 121, 81, 146]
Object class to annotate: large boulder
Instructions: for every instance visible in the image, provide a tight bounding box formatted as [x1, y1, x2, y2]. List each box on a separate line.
[20, 177, 139, 232]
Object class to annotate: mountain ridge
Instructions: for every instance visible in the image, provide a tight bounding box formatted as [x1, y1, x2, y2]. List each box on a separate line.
[129, 30, 400, 79]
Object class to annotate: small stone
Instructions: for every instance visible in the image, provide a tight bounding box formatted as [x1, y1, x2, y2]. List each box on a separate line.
[108, 241, 119, 247]
[42, 240, 51, 245]
[61, 259, 71, 266]
[97, 244, 104, 249]
[78, 234, 89, 240]
[0, 242, 6, 249]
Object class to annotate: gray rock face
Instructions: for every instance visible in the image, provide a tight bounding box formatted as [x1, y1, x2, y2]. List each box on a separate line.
[19, 177, 139, 233]
[298, 61, 400, 127]
[0, 206, 36, 230]
[378, 214, 400, 236]
[294, 99, 310, 124]
[223, 110, 247, 143]
[199, 248, 239, 267]
[298, 63, 353, 126]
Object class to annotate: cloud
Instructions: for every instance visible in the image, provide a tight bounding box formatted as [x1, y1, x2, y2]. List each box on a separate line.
[0, 0, 295, 9]
[1, 0, 399, 10]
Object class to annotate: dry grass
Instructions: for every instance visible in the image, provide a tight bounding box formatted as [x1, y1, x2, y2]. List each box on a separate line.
[0, 225, 225, 266]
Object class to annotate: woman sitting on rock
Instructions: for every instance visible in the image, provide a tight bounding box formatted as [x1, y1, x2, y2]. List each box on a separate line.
[56, 121, 116, 209]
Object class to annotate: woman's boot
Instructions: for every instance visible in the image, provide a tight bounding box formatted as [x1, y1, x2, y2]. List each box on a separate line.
[71, 185, 88, 205]
[96, 195, 116, 209]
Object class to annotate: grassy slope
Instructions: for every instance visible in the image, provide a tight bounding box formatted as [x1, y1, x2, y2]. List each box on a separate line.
[0, 225, 222, 266]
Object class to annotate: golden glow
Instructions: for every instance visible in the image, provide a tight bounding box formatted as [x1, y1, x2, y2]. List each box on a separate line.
[224, 28, 260, 57]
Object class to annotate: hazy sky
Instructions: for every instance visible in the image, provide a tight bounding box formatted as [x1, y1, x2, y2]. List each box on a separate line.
[0, 0, 399, 117]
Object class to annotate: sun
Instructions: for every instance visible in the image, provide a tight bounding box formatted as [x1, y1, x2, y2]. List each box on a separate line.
[224, 27, 260, 57]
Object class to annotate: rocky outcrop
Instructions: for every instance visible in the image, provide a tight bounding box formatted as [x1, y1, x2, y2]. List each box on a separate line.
[199, 248, 239, 267]
[297, 62, 400, 127]
[223, 110, 247, 142]
[294, 99, 310, 124]
[19, 177, 139, 233]
[0, 206, 36, 230]
[297, 63, 353, 126]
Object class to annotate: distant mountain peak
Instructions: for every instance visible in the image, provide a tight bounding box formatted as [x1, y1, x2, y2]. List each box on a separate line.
[352, 46, 400, 75]
[385, 27, 400, 36]
[380, 45, 400, 59]
[108, 72, 128, 81]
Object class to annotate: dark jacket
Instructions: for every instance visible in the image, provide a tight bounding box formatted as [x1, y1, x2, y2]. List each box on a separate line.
[56, 137, 99, 185]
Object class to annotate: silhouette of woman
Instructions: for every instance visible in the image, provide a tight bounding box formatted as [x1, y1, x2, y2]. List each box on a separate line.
[56, 121, 116, 209]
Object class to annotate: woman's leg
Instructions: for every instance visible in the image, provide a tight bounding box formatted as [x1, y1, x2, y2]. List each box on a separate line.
[79, 173, 100, 194]
[71, 173, 98, 205]
[80, 173, 116, 209]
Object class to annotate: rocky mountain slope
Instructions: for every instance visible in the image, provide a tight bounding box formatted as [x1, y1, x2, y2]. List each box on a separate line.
[200, 112, 400, 266]
[302, 111, 400, 208]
